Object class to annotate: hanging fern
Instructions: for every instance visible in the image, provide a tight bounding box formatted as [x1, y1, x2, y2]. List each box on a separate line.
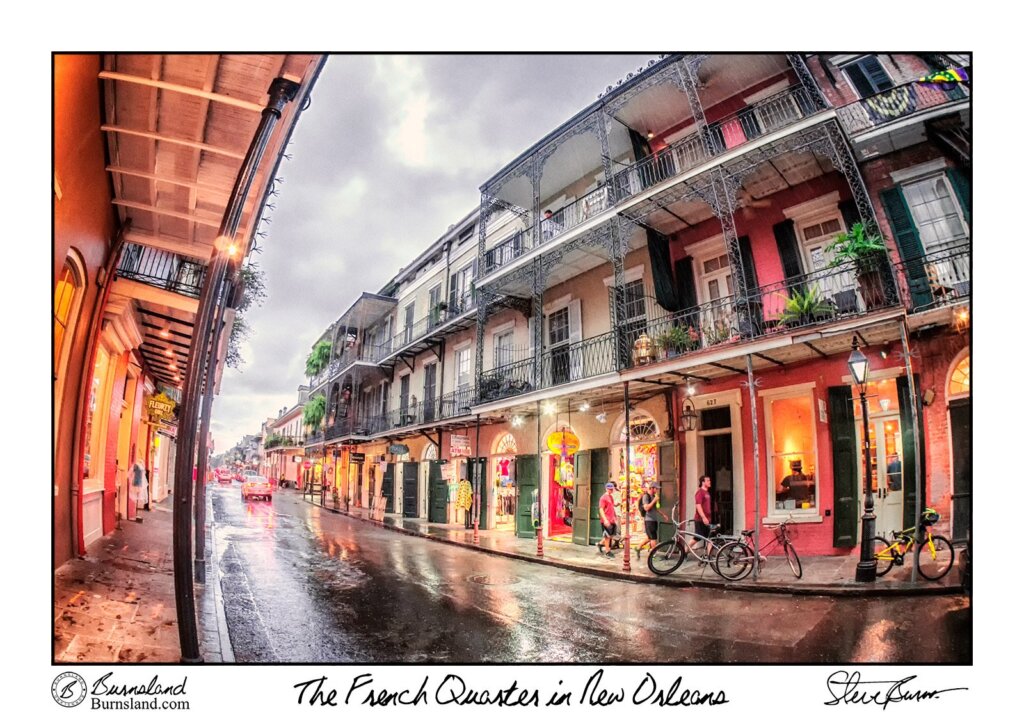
[303, 394, 326, 429]
[304, 340, 332, 377]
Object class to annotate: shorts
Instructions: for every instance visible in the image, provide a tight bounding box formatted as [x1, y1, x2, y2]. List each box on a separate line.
[602, 522, 618, 539]
[694, 521, 711, 539]
[644, 520, 658, 540]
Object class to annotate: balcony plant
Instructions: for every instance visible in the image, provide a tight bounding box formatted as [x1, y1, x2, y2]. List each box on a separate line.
[702, 318, 734, 346]
[825, 222, 889, 309]
[304, 340, 332, 378]
[780, 285, 835, 327]
[656, 325, 698, 358]
[303, 394, 326, 430]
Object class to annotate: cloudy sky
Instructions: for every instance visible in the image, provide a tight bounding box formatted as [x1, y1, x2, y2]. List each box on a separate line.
[210, 54, 658, 451]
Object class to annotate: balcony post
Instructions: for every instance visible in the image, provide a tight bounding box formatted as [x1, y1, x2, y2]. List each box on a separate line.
[678, 56, 715, 157]
[597, 112, 614, 198]
[530, 153, 542, 248]
[531, 258, 546, 389]
[786, 53, 830, 110]
[609, 218, 628, 370]
[823, 120, 881, 236]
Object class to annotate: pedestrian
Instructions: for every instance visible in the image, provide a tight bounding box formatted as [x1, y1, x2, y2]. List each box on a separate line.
[598, 481, 618, 559]
[131, 461, 149, 511]
[635, 483, 662, 558]
[690, 474, 713, 553]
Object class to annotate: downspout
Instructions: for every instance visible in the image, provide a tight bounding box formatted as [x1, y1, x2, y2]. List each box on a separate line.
[69, 219, 130, 558]
[173, 77, 301, 663]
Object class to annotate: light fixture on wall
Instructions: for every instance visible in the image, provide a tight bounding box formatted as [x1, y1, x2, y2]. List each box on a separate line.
[879, 344, 891, 360]
[646, 130, 655, 140]
[954, 307, 970, 334]
[679, 396, 699, 432]
[686, 378, 697, 396]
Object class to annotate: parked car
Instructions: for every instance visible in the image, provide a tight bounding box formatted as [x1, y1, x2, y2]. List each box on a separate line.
[242, 474, 273, 502]
[217, 469, 232, 485]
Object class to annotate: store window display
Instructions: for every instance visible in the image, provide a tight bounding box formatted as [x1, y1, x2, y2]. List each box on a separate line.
[768, 393, 818, 514]
[613, 413, 662, 538]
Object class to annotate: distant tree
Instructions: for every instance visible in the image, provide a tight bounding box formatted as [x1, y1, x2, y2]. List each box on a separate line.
[226, 262, 268, 371]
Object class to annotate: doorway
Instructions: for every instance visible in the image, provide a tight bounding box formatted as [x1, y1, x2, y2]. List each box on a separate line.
[949, 398, 970, 542]
[703, 434, 734, 535]
[547, 453, 574, 539]
[857, 415, 904, 537]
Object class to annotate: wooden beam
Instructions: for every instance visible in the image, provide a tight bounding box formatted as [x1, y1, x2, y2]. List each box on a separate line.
[98, 70, 265, 112]
[804, 341, 829, 358]
[101, 125, 246, 159]
[709, 361, 747, 375]
[110, 279, 201, 314]
[136, 307, 196, 328]
[112, 199, 222, 228]
[106, 165, 228, 195]
[754, 351, 785, 367]
[124, 230, 214, 261]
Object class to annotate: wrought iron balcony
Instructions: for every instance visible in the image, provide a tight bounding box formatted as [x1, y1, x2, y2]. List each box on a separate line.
[835, 79, 969, 136]
[115, 242, 207, 299]
[893, 241, 970, 312]
[620, 259, 903, 369]
[304, 429, 325, 446]
[309, 346, 375, 390]
[477, 331, 618, 403]
[369, 290, 477, 362]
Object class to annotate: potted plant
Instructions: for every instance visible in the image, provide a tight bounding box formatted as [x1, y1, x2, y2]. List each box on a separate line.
[702, 318, 733, 346]
[779, 285, 835, 327]
[825, 222, 889, 310]
[656, 325, 697, 358]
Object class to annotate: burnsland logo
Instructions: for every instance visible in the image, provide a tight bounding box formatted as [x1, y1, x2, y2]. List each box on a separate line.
[51, 672, 87, 708]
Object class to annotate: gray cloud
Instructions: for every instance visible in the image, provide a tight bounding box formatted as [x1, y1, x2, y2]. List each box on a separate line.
[212, 53, 657, 450]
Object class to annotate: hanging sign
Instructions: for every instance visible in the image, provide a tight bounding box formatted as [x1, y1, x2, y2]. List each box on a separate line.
[388, 444, 410, 455]
[450, 435, 472, 457]
[147, 392, 177, 422]
[350, 452, 366, 464]
[546, 429, 580, 456]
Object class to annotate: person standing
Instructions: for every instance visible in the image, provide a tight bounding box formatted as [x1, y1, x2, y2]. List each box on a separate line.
[598, 481, 618, 559]
[131, 461, 150, 511]
[635, 483, 662, 558]
[690, 475, 713, 552]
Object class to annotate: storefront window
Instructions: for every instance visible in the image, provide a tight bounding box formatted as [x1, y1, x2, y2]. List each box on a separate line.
[767, 392, 818, 514]
[949, 355, 970, 396]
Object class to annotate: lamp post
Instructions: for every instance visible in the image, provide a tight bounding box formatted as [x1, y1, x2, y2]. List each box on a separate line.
[849, 338, 877, 582]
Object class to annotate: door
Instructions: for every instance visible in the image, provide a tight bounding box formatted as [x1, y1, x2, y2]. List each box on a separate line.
[950, 399, 971, 542]
[857, 415, 904, 537]
[423, 363, 437, 422]
[427, 461, 447, 523]
[703, 434, 734, 535]
[470, 457, 489, 529]
[382, 463, 395, 513]
[572, 450, 592, 545]
[516, 455, 539, 537]
[588, 448, 610, 545]
[656, 442, 678, 542]
[402, 462, 419, 517]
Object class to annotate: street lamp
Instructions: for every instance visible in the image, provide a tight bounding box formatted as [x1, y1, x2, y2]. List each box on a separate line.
[849, 338, 877, 582]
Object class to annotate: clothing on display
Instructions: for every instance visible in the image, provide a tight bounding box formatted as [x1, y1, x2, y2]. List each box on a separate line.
[493, 455, 516, 527]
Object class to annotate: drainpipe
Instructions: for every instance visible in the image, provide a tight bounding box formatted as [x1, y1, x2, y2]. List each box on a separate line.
[899, 319, 922, 585]
[69, 219, 130, 558]
[173, 77, 300, 663]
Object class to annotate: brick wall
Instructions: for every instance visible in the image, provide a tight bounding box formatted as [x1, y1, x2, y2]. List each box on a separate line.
[102, 351, 129, 534]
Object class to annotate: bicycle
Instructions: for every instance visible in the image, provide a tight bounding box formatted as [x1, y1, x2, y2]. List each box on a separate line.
[646, 507, 752, 580]
[715, 518, 802, 580]
[872, 508, 954, 580]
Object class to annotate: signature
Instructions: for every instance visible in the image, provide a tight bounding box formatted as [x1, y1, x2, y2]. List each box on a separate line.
[825, 671, 967, 709]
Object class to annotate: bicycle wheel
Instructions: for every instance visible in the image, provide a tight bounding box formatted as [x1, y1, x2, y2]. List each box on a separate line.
[916, 534, 954, 580]
[715, 540, 754, 581]
[872, 537, 895, 577]
[648, 540, 687, 575]
[784, 542, 802, 579]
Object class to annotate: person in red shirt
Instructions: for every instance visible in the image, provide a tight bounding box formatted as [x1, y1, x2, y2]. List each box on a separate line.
[690, 475, 713, 552]
[598, 481, 618, 559]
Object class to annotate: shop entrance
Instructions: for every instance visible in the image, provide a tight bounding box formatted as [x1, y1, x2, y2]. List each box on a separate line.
[857, 414, 904, 537]
[950, 399, 970, 542]
[703, 434, 734, 535]
[547, 453, 574, 539]
[402, 462, 419, 517]
[427, 461, 446, 523]
[491, 432, 518, 531]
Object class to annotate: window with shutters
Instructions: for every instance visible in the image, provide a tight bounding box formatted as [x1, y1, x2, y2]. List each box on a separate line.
[902, 174, 969, 254]
[840, 56, 894, 98]
[495, 329, 515, 368]
[455, 347, 471, 388]
[548, 307, 570, 346]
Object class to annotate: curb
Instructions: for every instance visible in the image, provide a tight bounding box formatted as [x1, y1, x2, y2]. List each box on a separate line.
[296, 493, 961, 598]
[206, 514, 235, 662]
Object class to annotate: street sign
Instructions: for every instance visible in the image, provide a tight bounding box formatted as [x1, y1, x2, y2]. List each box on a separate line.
[350, 452, 366, 463]
[451, 434, 472, 457]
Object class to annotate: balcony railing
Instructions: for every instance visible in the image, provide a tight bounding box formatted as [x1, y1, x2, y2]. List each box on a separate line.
[369, 290, 476, 361]
[482, 85, 822, 277]
[477, 331, 618, 403]
[308, 346, 366, 389]
[836, 79, 969, 136]
[115, 242, 207, 299]
[892, 241, 970, 311]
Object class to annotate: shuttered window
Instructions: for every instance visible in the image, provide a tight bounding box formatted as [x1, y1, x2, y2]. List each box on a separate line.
[842, 56, 894, 98]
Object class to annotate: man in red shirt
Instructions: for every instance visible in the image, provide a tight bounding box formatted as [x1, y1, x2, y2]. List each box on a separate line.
[690, 475, 713, 552]
[598, 481, 618, 558]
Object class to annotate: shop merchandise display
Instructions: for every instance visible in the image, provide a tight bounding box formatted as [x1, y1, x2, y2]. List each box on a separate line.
[494, 456, 516, 526]
[617, 443, 660, 537]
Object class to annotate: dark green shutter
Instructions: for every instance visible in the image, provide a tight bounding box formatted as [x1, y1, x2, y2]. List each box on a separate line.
[471, 457, 489, 529]
[829, 385, 858, 547]
[401, 462, 418, 517]
[737, 236, 762, 337]
[382, 463, 395, 513]
[516, 455, 539, 537]
[589, 448, 610, 545]
[946, 167, 971, 224]
[647, 229, 680, 311]
[657, 442, 678, 543]
[844, 62, 876, 98]
[674, 257, 699, 332]
[572, 450, 592, 545]
[897, 376, 926, 531]
[773, 219, 803, 293]
[880, 187, 931, 308]
[427, 461, 446, 523]
[839, 199, 861, 232]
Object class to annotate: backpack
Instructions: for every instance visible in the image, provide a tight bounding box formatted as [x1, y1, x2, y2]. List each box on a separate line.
[638, 495, 648, 517]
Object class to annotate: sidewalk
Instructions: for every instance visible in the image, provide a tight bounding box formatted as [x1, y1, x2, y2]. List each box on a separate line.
[53, 495, 231, 663]
[300, 491, 963, 596]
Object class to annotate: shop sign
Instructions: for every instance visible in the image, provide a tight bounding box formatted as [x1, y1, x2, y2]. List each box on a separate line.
[147, 392, 177, 422]
[442, 462, 456, 482]
[350, 452, 366, 464]
[388, 444, 410, 455]
[450, 435, 472, 457]
[546, 429, 580, 456]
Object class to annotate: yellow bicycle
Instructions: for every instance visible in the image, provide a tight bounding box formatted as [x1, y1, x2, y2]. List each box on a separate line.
[872, 508, 954, 580]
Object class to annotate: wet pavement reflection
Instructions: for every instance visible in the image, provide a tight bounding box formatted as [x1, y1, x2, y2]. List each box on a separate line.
[210, 487, 970, 663]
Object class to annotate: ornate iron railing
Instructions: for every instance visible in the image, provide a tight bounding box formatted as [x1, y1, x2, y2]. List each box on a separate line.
[891, 241, 970, 311]
[835, 79, 969, 135]
[308, 346, 364, 389]
[115, 242, 207, 299]
[369, 290, 476, 361]
[304, 429, 324, 445]
[706, 85, 818, 154]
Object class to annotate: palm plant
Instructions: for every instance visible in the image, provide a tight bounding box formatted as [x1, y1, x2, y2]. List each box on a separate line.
[825, 222, 886, 273]
[780, 285, 835, 326]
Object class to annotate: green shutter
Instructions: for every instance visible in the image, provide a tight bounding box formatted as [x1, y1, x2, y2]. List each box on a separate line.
[946, 167, 971, 224]
[897, 376, 926, 531]
[516, 455, 539, 538]
[773, 219, 803, 293]
[382, 463, 395, 513]
[572, 450, 592, 545]
[839, 199, 860, 232]
[880, 187, 931, 308]
[657, 442, 678, 543]
[427, 461, 446, 523]
[829, 385, 859, 547]
[737, 236, 763, 338]
[589, 448, 610, 545]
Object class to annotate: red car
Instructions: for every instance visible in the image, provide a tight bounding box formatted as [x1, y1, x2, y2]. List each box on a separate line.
[241, 474, 273, 501]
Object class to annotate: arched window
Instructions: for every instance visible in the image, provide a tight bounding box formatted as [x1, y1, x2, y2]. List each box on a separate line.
[54, 256, 85, 377]
[423, 443, 438, 461]
[495, 433, 518, 455]
[948, 353, 970, 397]
[617, 412, 661, 444]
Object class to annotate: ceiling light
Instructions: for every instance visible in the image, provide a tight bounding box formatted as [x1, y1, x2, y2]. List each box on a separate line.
[511, 415, 524, 428]
[164, 349, 173, 356]
[686, 379, 696, 396]
[227, 243, 238, 257]
[595, 412, 607, 424]
[579, 402, 590, 412]
[160, 327, 170, 338]
[646, 130, 655, 139]
[542, 401, 556, 415]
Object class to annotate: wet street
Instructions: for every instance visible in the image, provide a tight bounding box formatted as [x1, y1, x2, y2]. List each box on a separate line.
[210, 485, 970, 663]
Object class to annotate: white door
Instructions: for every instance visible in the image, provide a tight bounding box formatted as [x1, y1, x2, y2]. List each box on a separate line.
[857, 415, 904, 537]
[698, 253, 736, 344]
